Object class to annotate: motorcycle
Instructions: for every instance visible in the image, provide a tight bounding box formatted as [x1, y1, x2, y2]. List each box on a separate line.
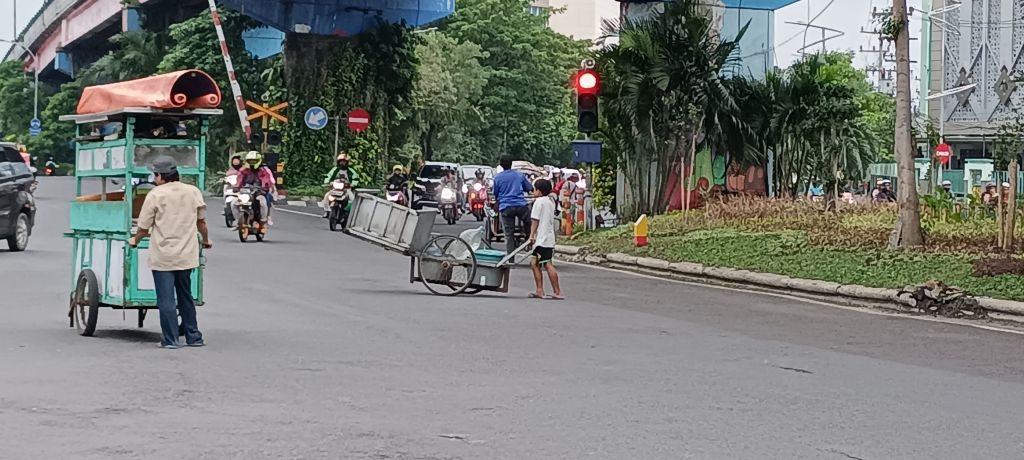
[327, 178, 353, 232]
[467, 182, 487, 222]
[438, 185, 461, 225]
[223, 175, 239, 228]
[44, 166, 55, 176]
[236, 184, 267, 242]
[385, 185, 408, 207]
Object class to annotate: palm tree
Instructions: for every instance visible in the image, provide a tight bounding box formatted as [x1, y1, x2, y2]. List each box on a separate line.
[80, 31, 163, 85]
[597, 0, 748, 216]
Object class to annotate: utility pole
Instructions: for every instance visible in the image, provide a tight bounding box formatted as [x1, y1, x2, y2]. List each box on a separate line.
[891, 0, 925, 247]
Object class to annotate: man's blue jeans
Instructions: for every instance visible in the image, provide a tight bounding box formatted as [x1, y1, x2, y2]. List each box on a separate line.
[153, 269, 203, 347]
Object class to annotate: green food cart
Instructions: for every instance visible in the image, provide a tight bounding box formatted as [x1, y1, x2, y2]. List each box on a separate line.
[60, 107, 221, 336]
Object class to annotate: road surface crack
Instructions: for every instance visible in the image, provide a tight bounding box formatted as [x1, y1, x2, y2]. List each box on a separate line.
[775, 365, 813, 374]
[821, 448, 864, 460]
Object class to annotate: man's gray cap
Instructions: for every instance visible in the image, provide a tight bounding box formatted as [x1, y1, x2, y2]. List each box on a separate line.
[149, 156, 178, 174]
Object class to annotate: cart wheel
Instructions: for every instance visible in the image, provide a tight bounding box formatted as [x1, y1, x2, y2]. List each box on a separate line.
[73, 269, 100, 337]
[137, 309, 147, 328]
[417, 235, 478, 296]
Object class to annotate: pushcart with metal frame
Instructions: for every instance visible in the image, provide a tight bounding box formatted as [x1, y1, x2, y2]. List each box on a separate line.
[59, 107, 220, 336]
[345, 192, 530, 296]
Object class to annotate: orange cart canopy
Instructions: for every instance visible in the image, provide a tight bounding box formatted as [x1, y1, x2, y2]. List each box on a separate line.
[76, 70, 223, 115]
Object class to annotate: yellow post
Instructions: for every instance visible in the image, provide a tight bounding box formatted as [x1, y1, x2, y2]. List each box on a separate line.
[633, 214, 649, 247]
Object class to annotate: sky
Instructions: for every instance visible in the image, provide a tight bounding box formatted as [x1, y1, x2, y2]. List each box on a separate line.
[4, 0, 924, 78]
[774, 0, 924, 74]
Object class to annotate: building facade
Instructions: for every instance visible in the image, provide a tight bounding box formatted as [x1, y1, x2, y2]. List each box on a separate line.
[530, 0, 621, 44]
[921, 0, 1024, 171]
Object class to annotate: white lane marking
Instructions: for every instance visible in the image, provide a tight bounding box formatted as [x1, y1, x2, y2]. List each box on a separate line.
[276, 207, 322, 218]
[562, 261, 1024, 337]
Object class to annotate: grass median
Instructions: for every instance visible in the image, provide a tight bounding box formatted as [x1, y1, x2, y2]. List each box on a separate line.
[573, 199, 1024, 301]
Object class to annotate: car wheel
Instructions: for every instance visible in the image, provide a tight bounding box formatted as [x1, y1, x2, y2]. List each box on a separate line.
[6, 213, 29, 252]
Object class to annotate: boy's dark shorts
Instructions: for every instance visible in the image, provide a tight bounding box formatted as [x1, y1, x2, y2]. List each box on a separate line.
[532, 246, 554, 266]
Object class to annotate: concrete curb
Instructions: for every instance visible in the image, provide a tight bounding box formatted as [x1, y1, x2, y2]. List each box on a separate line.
[553, 246, 1024, 318]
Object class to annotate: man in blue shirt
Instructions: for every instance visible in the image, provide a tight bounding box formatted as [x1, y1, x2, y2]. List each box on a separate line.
[492, 156, 534, 255]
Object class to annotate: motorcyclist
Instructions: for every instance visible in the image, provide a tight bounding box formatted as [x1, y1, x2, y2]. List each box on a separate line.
[873, 179, 896, 203]
[938, 180, 954, 200]
[440, 167, 462, 210]
[322, 152, 360, 217]
[232, 151, 274, 226]
[226, 154, 243, 176]
[551, 169, 566, 196]
[44, 156, 58, 174]
[982, 183, 997, 207]
[386, 164, 409, 204]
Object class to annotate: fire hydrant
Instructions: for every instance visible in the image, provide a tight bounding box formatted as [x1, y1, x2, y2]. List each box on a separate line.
[633, 214, 649, 247]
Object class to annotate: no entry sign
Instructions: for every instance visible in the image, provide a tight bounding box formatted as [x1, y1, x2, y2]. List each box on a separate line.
[935, 143, 951, 166]
[347, 108, 370, 132]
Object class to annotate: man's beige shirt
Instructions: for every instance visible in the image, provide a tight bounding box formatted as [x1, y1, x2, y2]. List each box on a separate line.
[137, 181, 207, 271]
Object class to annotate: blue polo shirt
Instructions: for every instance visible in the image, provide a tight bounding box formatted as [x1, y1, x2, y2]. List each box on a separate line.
[492, 169, 533, 211]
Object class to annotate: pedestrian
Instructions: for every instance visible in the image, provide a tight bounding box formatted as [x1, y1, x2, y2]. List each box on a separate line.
[492, 156, 534, 255]
[130, 156, 211, 349]
[528, 178, 563, 300]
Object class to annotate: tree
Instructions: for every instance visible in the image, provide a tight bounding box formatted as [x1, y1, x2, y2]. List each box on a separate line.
[159, 9, 262, 162]
[441, 0, 586, 165]
[27, 81, 82, 163]
[890, 0, 925, 247]
[597, 0, 748, 216]
[0, 61, 36, 142]
[407, 32, 489, 162]
[80, 30, 164, 85]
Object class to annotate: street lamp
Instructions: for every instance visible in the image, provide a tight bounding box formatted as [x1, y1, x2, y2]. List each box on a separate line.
[919, 1, 962, 191]
[0, 39, 39, 127]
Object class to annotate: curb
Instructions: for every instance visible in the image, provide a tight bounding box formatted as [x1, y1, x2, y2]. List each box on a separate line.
[553, 245, 1024, 318]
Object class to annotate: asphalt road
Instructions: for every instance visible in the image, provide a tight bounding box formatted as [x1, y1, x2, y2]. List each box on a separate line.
[4, 177, 1024, 459]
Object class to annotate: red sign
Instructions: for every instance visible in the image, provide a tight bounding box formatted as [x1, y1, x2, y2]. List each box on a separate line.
[347, 108, 370, 132]
[935, 143, 951, 166]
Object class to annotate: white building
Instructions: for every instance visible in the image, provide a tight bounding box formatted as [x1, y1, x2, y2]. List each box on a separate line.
[531, 0, 621, 44]
[920, 0, 1024, 168]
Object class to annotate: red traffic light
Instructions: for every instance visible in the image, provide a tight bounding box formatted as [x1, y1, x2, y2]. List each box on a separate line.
[575, 69, 599, 94]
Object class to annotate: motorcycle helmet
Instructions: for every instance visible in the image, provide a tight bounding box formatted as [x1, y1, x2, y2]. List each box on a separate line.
[244, 151, 263, 168]
[336, 152, 350, 167]
[475, 169, 485, 180]
[393, 164, 404, 174]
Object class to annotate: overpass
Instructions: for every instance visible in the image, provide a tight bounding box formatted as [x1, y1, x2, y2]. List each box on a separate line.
[5, 0, 455, 80]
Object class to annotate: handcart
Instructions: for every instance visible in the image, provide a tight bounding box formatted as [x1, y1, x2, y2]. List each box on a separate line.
[345, 193, 530, 296]
[60, 107, 220, 336]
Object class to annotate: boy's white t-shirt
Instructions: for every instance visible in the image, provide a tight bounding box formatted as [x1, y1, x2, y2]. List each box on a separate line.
[530, 195, 557, 248]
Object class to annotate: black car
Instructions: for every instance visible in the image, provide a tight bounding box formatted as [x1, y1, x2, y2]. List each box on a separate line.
[413, 161, 460, 209]
[0, 144, 36, 251]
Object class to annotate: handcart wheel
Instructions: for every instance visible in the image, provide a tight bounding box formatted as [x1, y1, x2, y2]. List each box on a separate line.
[73, 269, 100, 336]
[417, 235, 477, 296]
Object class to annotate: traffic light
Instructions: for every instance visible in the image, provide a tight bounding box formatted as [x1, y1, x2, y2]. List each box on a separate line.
[575, 69, 600, 134]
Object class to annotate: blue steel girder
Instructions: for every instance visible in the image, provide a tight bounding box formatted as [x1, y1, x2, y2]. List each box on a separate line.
[218, 0, 455, 36]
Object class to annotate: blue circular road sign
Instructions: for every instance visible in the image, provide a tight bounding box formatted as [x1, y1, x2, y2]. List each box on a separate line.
[304, 107, 329, 130]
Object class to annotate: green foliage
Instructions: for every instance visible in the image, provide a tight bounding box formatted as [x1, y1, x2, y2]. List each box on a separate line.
[159, 9, 262, 162]
[575, 199, 1024, 300]
[993, 115, 1024, 170]
[80, 30, 164, 84]
[281, 22, 418, 188]
[405, 32, 489, 163]
[442, 0, 586, 164]
[597, 0, 750, 217]
[27, 81, 82, 162]
[0, 61, 36, 141]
